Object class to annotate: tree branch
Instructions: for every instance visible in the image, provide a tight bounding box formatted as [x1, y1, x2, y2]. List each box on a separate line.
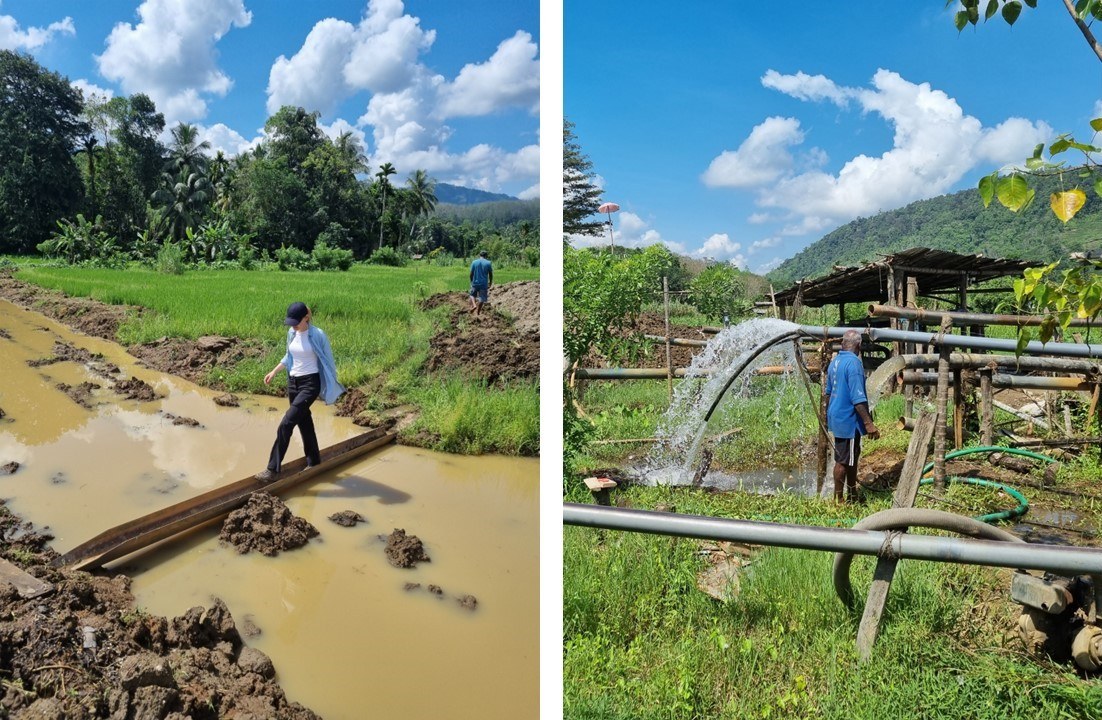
[1062, 0, 1102, 63]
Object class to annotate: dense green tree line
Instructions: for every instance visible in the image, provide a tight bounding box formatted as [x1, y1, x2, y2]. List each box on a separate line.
[0, 50, 537, 269]
[767, 172, 1102, 287]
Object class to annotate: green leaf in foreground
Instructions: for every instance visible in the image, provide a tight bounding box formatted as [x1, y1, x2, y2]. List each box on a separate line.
[995, 173, 1034, 212]
[977, 173, 996, 208]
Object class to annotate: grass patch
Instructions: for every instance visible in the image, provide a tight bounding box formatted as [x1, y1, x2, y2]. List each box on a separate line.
[13, 264, 539, 456]
[564, 487, 1102, 719]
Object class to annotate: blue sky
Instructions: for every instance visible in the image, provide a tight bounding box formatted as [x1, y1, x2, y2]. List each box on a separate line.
[565, 3, 1102, 274]
[0, 0, 540, 197]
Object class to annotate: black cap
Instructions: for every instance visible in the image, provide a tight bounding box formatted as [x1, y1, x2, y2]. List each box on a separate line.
[284, 302, 309, 326]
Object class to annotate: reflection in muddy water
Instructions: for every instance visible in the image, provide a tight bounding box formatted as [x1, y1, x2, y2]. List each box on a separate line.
[0, 300, 538, 719]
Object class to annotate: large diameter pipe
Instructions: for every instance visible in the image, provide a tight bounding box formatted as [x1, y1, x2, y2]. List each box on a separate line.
[902, 370, 1094, 391]
[870, 303, 1102, 328]
[901, 353, 1100, 377]
[796, 325, 1102, 359]
[563, 503, 1102, 577]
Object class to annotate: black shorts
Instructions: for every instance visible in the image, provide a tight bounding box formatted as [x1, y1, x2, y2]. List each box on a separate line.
[833, 435, 861, 466]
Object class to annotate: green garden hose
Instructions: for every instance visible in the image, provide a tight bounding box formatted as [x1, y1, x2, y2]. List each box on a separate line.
[918, 445, 1054, 523]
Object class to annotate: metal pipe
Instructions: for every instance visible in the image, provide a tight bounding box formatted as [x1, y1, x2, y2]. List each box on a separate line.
[563, 503, 1102, 576]
[870, 303, 1102, 328]
[796, 325, 1102, 359]
[573, 368, 696, 379]
[900, 353, 1100, 377]
[902, 370, 1094, 391]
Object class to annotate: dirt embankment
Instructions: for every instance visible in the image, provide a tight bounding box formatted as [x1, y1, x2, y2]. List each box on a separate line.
[421, 280, 540, 384]
[0, 505, 319, 720]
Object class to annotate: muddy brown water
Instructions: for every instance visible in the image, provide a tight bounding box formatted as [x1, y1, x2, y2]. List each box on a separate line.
[0, 299, 538, 719]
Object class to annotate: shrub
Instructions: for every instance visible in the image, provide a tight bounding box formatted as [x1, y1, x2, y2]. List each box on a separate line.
[312, 240, 354, 271]
[275, 244, 318, 271]
[37, 214, 115, 264]
[369, 246, 406, 267]
[155, 241, 186, 275]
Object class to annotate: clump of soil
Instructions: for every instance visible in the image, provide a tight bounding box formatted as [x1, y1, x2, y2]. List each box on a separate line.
[214, 394, 239, 407]
[114, 377, 159, 402]
[456, 594, 478, 611]
[383, 528, 430, 568]
[403, 582, 421, 591]
[219, 492, 319, 556]
[56, 381, 100, 409]
[0, 328, 10, 339]
[163, 413, 202, 428]
[27, 341, 100, 368]
[422, 281, 539, 384]
[1, 462, 18, 475]
[427, 584, 443, 596]
[0, 502, 319, 719]
[328, 510, 365, 527]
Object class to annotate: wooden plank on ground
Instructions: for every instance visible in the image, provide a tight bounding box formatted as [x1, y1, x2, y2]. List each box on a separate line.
[57, 428, 396, 572]
[0, 556, 52, 598]
[856, 411, 936, 661]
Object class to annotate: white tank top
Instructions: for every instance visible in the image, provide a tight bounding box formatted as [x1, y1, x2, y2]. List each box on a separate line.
[288, 330, 319, 376]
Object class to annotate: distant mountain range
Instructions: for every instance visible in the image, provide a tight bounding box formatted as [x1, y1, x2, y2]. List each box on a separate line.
[435, 182, 517, 205]
[766, 172, 1102, 287]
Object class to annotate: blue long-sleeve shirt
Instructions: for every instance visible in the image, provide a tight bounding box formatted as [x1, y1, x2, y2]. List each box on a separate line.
[281, 325, 345, 405]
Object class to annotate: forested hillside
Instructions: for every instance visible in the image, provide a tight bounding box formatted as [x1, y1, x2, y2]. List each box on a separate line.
[767, 173, 1102, 286]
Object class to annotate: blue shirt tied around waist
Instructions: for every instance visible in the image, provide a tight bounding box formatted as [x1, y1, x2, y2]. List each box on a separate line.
[470, 257, 492, 288]
[281, 325, 345, 405]
[824, 350, 867, 439]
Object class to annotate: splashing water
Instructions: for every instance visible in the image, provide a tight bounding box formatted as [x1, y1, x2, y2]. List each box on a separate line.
[637, 318, 808, 488]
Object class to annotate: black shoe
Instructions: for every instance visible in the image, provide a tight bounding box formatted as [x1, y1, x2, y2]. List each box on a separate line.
[255, 469, 278, 483]
[305, 458, 321, 469]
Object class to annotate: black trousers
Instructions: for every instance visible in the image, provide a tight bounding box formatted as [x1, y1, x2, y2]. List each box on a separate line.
[267, 373, 321, 472]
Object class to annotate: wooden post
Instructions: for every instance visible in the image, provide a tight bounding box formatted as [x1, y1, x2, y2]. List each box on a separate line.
[856, 412, 937, 662]
[904, 276, 919, 418]
[663, 276, 673, 403]
[838, 303, 845, 327]
[980, 368, 993, 446]
[934, 317, 952, 490]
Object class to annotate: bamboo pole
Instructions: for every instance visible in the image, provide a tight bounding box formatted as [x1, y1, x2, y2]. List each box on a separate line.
[953, 368, 964, 450]
[817, 340, 832, 496]
[663, 276, 673, 403]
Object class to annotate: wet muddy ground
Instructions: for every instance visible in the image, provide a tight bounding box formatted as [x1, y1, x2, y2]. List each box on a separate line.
[0, 296, 539, 719]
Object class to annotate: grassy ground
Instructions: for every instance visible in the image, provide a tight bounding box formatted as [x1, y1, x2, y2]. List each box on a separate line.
[12, 263, 539, 456]
[566, 364, 1102, 718]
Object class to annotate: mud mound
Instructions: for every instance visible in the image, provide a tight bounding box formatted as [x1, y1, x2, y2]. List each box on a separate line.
[214, 393, 240, 407]
[328, 510, 365, 527]
[0, 502, 318, 719]
[163, 412, 202, 428]
[219, 492, 319, 556]
[115, 377, 159, 402]
[0, 276, 131, 340]
[488, 280, 540, 333]
[383, 528, 430, 568]
[1, 462, 18, 475]
[27, 341, 101, 368]
[422, 281, 539, 384]
[56, 381, 100, 409]
[456, 594, 478, 611]
[129, 335, 268, 388]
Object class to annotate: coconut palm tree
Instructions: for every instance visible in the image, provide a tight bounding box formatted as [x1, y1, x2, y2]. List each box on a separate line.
[165, 123, 211, 178]
[404, 169, 437, 245]
[151, 171, 212, 243]
[375, 162, 396, 251]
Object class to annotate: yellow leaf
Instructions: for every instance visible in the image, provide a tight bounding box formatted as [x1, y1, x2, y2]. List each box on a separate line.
[1051, 188, 1087, 223]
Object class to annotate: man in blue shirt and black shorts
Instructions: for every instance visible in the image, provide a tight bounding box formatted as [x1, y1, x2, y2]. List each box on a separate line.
[469, 250, 493, 316]
[823, 329, 880, 503]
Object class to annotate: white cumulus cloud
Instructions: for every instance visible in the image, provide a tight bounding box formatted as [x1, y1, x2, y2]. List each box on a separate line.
[707, 69, 1052, 243]
[702, 116, 805, 188]
[694, 233, 746, 268]
[96, 0, 251, 124]
[0, 12, 73, 51]
[438, 31, 539, 117]
[72, 79, 114, 103]
[267, 18, 357, 117]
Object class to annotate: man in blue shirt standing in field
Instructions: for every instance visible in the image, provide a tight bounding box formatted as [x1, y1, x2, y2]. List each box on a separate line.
[469, 249, 493, 316]
[823, 329, 880, 503]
